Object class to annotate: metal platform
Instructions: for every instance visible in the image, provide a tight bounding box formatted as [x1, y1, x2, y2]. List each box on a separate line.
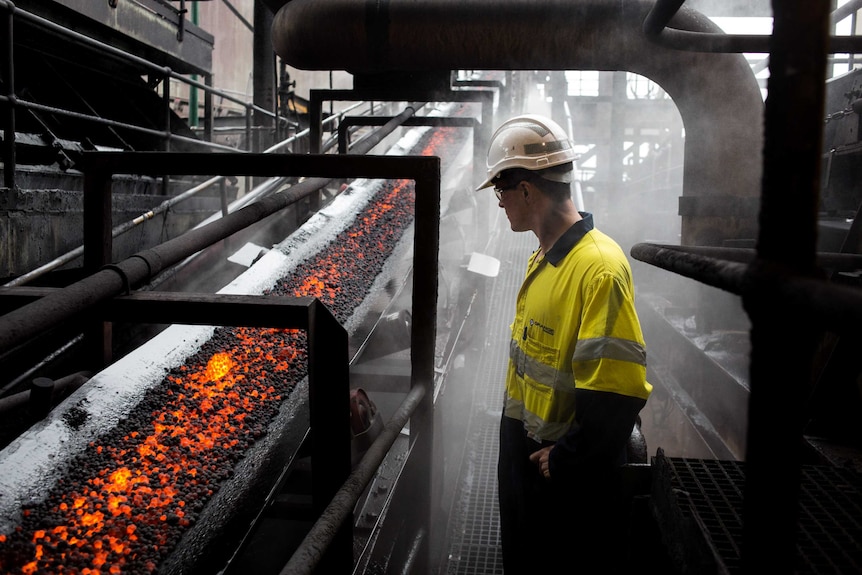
[653, 454, 862, 575]
[438, 205, 534, 574]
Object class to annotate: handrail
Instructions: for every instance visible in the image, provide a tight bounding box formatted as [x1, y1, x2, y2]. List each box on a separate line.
[3, 1, 278, 118]
[0, 95, 240, 152]
[3, 143, 288, 288]
[643, 0, 862, 54]
[279, 383, 428, 575]
[0, 0, 295, 187]
[2, 101, 386, 288]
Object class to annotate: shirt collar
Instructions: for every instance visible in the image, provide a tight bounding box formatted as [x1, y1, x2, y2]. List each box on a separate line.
[543, 212, 594, 266]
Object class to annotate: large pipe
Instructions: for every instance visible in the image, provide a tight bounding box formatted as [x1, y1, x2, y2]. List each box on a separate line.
[644, 0, 862, 54]
[272, 0, 764, 246]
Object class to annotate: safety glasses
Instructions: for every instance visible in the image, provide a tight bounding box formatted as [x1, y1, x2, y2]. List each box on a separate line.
[493, 182, 518, 201]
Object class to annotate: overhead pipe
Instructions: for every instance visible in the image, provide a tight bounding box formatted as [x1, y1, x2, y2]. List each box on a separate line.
[0, 103, 425, 356]
[643, 0, 862, 54]
[272, 0, 764, 246]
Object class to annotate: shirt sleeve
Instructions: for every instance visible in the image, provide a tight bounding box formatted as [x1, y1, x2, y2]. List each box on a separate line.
[548, 387, 645, 480]
[549, 271, 649, 479]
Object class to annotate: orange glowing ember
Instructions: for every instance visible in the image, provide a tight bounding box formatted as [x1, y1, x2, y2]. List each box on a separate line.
[0, 121, 467, 574]
[1, 339, 294, 573]
[204, 352, 235, 382]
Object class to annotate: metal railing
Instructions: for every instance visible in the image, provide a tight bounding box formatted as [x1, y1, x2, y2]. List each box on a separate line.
[0, 0, 292, 188]
[1, 99, 374, 288]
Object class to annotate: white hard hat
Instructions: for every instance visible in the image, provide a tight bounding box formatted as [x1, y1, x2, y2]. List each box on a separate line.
[476, 114, 578, 190]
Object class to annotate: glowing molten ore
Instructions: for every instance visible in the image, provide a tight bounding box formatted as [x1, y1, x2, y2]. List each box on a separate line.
[0, 125, 463, 574]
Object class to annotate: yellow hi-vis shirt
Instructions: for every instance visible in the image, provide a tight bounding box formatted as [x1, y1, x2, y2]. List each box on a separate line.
[504, 214, 653, 442]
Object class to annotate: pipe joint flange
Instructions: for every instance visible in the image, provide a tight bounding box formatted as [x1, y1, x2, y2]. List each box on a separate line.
[100, 264, 131, 296]
[130, 250, 163, 277]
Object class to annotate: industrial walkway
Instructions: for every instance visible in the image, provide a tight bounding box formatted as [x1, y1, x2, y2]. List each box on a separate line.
[437, 205, 535, 575]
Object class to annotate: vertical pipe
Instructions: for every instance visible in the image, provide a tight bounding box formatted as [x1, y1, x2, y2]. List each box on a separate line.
[189, 1, 199, 128]
[310, 90, 323, 154]
[176, 0, 185, 41]
[162, 69, 172, 196]
[204, 73, 214, 142]
[757, 6, 826, 264]
[245, 103, 252, 194]
[2, 0, 15, 189]
[82, 171, 113, 277]
[609, 71, 626, 226]
[477, 90, 492, 175]
[82, 167, 114, 368]
[245, 103, 253, 152]
[163, 69, 172, 153]
[253, 0, 275, 153]
[219, 178, 228, 217]
[742, 2, 829, 574]
[851, 10, 859, 70]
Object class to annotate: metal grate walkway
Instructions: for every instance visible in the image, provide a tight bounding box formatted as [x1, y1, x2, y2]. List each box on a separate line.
[659, 454, 862, 574]
[440, 207, 536, 575]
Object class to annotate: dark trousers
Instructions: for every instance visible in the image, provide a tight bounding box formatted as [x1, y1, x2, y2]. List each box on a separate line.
[497, 415, 626, 574]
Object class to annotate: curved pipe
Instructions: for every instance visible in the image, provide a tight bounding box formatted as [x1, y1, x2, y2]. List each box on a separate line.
[644, 0, 862, 54]
[273, 0, 764, 245]
[643, 0, 770, 53]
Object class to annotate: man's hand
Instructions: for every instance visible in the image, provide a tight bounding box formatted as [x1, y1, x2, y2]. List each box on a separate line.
[529, 446, 554, 480]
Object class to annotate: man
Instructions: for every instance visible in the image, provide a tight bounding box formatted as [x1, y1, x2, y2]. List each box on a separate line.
[476, 114, 653, 573]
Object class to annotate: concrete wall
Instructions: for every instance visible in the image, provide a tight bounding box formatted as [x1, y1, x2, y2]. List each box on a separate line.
[1, 174, 228, 280]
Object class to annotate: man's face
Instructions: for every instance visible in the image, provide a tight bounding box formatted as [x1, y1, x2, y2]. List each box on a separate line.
[494, 179, 530, 232]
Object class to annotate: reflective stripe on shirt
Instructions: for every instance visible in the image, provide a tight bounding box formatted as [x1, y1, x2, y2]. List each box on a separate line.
[572, 336, 646, 366]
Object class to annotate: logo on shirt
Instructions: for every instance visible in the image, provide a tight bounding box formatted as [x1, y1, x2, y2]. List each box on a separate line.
[529, 319, 555, 336]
